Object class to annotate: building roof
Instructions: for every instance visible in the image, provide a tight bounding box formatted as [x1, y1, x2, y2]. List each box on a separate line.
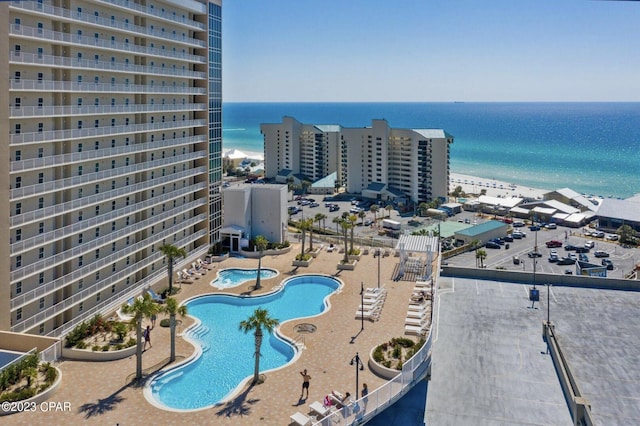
[532, 206, 557, 216]
[441, 202, 462, 208]
[315, 124, 341, 132]
[277, 169, 293, 177]
[367, 181, 387, 192]
[412, 129, 451, 139]
[540, 199, 580, 214]
[597, 198, 640, 223]
[547, 188, 594, 211]
[455, 220, 507, 237]
[386, 186, 406, 197]
[478, 195, 523, 209]
[395, 234, 439, 253]
[311, 172, 337, 188]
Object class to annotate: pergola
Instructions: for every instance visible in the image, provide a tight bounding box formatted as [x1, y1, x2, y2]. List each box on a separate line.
[394, 234, 439, 280]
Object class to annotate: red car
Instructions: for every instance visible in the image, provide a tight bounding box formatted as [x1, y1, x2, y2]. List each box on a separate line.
[546, 240, 563, 248]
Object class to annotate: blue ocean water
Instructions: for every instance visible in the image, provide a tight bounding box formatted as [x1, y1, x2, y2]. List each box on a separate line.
[223, 102, 640, 199]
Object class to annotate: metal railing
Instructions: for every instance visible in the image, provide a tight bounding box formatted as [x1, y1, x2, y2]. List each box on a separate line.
[0, 347, 37, 373]
[10, 102, 206, 119]
[10, 79, 206, 96]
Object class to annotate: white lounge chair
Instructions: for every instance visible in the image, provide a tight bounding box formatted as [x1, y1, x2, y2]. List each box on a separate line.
[309, 400, 332, 417]
[290, 411, 312, 426]
[355, 308, 381, 321]
[404, 324, 427, 336]
[405, 317, 428, 326]
[197, 258, 214, 270]
[146, 288, 164, 303]
[406, 309, 428, 319]
[407, 303, 428, 311]
[182, 269, 199, 279]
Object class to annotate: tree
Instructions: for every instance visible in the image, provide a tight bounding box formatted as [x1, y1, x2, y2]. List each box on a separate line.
[239, 308, 280, 384]
[385, 204, 394, 218]
[370, 204, 379, 224]
[287, 177, 295, 199]
[332, 216, 342, 234]
[340, 219, 351, 263]
[162, 297, 188, 362]
[348, 214, 358, 253]
[315, 213, 327, 234]
[418, 202, 429, 217]
[358, 210, 367, 225]
[476, 249, 487, 268]
[254, 235, 269, 290]
[301, 180, 312, 194]
[159, 244, 187, 296]
[122, 293, 161, 380]
[617, 224, 635, 244]
[299, 218, 313, 257]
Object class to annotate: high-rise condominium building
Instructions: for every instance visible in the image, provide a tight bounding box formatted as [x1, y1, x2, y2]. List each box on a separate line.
[1, 0, 222, 336]
[261, 117, 453, 203]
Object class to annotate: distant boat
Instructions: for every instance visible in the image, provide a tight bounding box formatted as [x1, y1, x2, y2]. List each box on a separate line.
[454, 101, 465, 104]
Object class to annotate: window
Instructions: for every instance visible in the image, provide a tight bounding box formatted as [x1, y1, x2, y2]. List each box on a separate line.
[95, 227, 100, 237]
[78, 211, 83, 221]
[111, 201, 116, 210]
[78, 188, 83, 198]
[38, 173, 44, 184]
[38, 73, 43, 82]
[14, 71, 21, 81]
[15, 124, 21, 134]
[16, 255, 22, 268]
[95, 185, 99, 194]
[38, 122, 43, 132]
[77, 120, 83, 129]
[39, 273, 44, 285]
[38, 148, 43, 158]
[111, 222, 116, 231]
[95, 163, 99, 172]
[78, 256, 83, 267]
[78, 233, 83, 244]
[78, 143, 83, 152]
[15, 177, 21, 189]
[78, 303, 83, 313]
[95, 249, 100, 259]
[39, 223, 44, 234]
[111, 284, 116, 292]
[39, 323, 45, 335]
[94, 119, 99, 128]
[40, 298, 45, 309]
[15, 203, 21, 215]
[78, 279, 83, 289]
[15, 150, 21, 161]
[15, 97, 21, 108]
[16, 308, 22, 321]
[78, 166, 83, 176]
[111, 160, 116, 169]
[39, 248, 44, 259]
[38, 98, 43, 107]
[38, 197, 44, 209]
[15, 229, 21, 242]
[16, 282, 22, 295]
[37, 47, 43, 58]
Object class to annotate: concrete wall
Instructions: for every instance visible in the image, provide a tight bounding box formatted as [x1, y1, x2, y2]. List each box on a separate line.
[0, 331, 60, 354]
[441, 266, 640, 292]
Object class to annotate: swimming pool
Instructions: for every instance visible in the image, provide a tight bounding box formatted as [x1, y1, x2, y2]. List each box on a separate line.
[210, 267, 279, 289]
[0, 349, 24, 370]
[147, 274, 341, 411]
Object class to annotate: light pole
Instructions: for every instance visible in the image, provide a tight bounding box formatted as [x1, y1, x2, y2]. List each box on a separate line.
[360, 282, 365, 331]
[375, 249, 381, 288]
[546, 283, 551, 325]
[350, 352, 364, 400]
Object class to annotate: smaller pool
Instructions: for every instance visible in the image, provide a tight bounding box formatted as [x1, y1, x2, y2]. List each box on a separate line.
[0, 349, 26, 370]
[210, 267, 279, 289]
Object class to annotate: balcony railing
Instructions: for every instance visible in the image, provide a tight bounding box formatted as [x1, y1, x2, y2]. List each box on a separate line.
[9, 29, 205, 64]
[96, 0, 205, 29]
[10, 55, 201, 81]
[11, 183, 206, 255]
[11, 135, 206, 173]
[10, 79, 206, 96]
[11, 205, 206, 283]
[9, 2, 205, 46]
[11, 166, 206, 227]
[10, 228, 207, 333]
[10, 119, 206, 146]
[11, 150, 206, 200]
[10, 102, 205, 119]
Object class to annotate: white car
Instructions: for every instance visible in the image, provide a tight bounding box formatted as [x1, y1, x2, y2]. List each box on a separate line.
[545, 223, 557, 230]
[584, 241, 595, 249]
[606, 234, 619, 241]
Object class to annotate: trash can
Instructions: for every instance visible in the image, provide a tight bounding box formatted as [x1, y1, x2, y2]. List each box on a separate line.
[505, 244, 510, 249]
[529, 288, 539, 302]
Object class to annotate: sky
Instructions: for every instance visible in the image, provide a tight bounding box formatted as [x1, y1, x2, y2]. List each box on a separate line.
[222, 0, 640, 102]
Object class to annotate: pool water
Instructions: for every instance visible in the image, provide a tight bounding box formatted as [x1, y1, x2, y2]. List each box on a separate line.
[0, 349, 24, 370]
[149, 274, 341, 410]
[210, 267, 278, 289]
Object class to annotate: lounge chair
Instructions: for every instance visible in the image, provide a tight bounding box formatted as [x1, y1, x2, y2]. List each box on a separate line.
[355, 308, 381, 321]
[326, 244, 335, 252]
[406, 309, 428, 319]
[405, 317, 428, 326]
[404, 324, 427, 336]
[146, 288, 164, 303]
[407, 303, 428, 311]
[197, 258, 214, 270]
[309, 400, 333, 418]
[116, 297, 135, 321]
[290, 411, 312, 426]
[182, 269, 199, 279]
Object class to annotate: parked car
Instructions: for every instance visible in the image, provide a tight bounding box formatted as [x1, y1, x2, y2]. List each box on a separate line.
[529, 225, 541, 231]
[575, 247, 590, 253]
[546, 240, 563, 248]
[309, 202, 319, 208]
[584, 241, 595, 249]
[527, 252, 542, 258]
[545, 223, 557, 230]
[594, 250, 609, 258]
[513, 255, 520, 265]
[606, 234, 619, 241]
[504, 235, 514, 242]
[329, 205, 340, 212]
[485, 241, 501, 249]
[579, 253, 589, 262]
[512, 231, 526, 238]
[592, 231, 605, 238]
[548, 254, 559, 263]
[364, 219, 373, 226]
[513, 221, 525, 227]
[602, 259, 614, 270]
[557, 257, 576, 265]
[564, 244, 579, 251]
[565, 269, 573, 275]
[568, 253, 577, 261]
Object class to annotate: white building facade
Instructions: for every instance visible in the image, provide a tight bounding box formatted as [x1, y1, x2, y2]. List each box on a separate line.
[1, 0, 222, 336]
[262, 117, 453, 203]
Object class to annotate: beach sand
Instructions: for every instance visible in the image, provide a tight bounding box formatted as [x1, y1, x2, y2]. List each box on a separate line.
[449, 172, 549, 200]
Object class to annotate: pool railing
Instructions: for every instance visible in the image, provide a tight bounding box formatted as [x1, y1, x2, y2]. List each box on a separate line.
[0, 347, 37, 373]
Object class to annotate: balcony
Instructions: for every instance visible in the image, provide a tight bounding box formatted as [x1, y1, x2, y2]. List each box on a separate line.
[10, 226, 207, 333]
[11, 166, 206, 227]
[10, 150, 206, 200]
[9, 3, 205, 47]
[96, 0, 206, 30]
[11, 135, 206, 173]
[11, 183, 206, 255]
[10, 119, 206, 146]
[9, 30, 205, 65]
[10, 102, 205, 119]
[9, 50, 206, 80]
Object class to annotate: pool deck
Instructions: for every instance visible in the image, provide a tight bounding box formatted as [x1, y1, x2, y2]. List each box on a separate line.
[4, 244, 426, 425]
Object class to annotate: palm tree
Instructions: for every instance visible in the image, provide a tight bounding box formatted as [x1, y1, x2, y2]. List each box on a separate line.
[299, 218, 313, 257]
[315, 213, 327, 234]
[385, 204, 393, 218]
[340, 219, 351, 263]
[370, 204, 379, 224]
[159, 244, 187, 296]
[348, 214, 358, 253]
[418, 202, 429, 217]
[239, 308, 280, 384]
[287, 177, 295, 199]
[162, 297, 188, 362]
[358, 210, 367, 225]
[476, 249, 487, 268]
[332, 216, 342, 234]
[122, 293, 161, 380]
[301, 180, 312, 195]
[254, 235, 269, 290]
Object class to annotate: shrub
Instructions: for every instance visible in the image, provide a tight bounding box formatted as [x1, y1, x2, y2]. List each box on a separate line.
[160, 318, 171, 328]
[390, 337, 414, 348]
[44, 364, 57, 384]
[295, 253, 312, 261]
[348, 248, 361, 256]
[373, 346, 385, 363]
[392, 344, 402, 359]
[112, 322, 128, 342]
[115, 344, 125, 351]
[75, 341, 87, 350]
[396, 361, 404, 371]
[101, 345, 110, 352]
[92, 345, 101, 352]
[126, 338, 137, 348]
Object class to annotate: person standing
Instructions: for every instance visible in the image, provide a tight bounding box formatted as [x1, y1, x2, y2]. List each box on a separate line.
[300, 369, 311, 399]
[151, 313, 157, 329]
[143, 325, 152, 350]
